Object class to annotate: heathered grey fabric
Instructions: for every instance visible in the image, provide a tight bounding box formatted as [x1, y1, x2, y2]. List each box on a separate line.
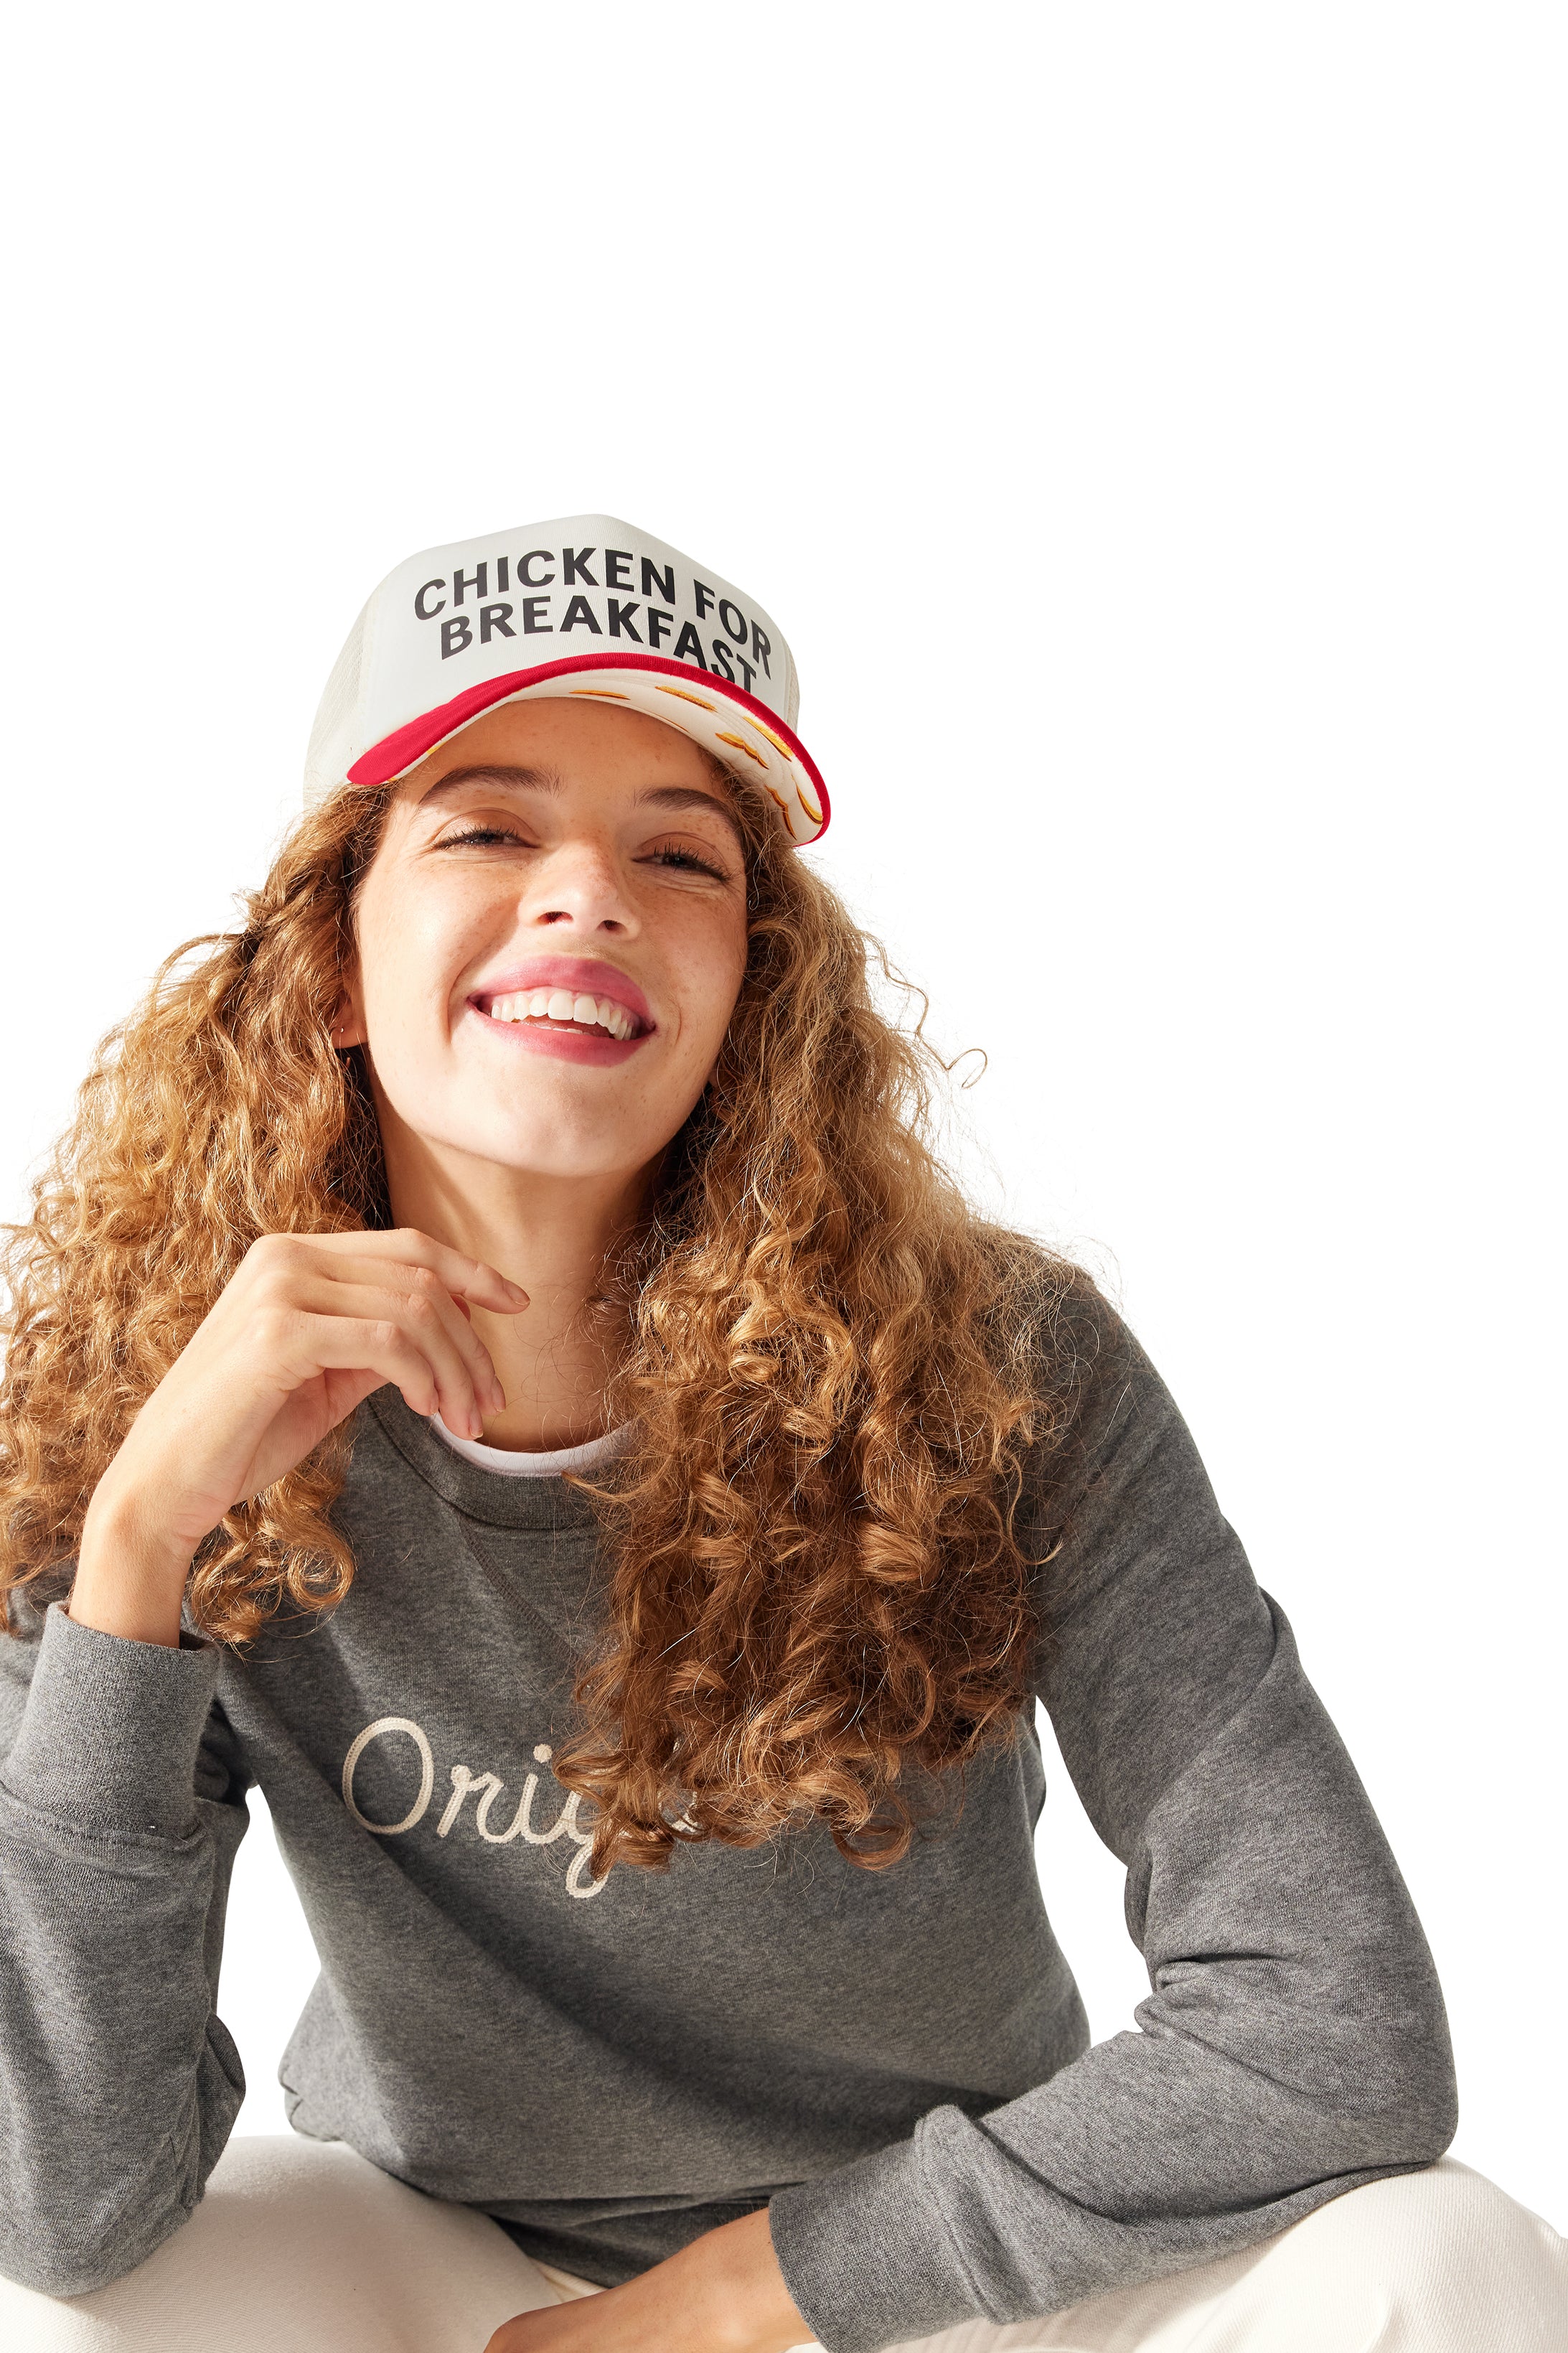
[0, 1322, 1457, 2344]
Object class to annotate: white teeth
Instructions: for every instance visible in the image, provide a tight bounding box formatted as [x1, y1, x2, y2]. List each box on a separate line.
[484, 986, 639, 1039]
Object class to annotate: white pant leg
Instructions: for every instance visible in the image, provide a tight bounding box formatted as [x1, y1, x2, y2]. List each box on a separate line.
[5, 2141, 1562, 2353]
[0, 2135, 567, 2353]
[873, 2161, 1568, 2353]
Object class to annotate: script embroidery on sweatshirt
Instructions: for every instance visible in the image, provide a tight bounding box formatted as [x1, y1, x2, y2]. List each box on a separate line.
[340, 1715, 606, 1899]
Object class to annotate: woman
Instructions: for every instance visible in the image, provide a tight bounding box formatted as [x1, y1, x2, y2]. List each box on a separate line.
[0, 516, 1561, 2352]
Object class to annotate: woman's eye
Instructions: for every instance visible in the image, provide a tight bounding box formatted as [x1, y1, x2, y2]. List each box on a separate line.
[644, 841, 730, 879]
[437, 824, 532, 849]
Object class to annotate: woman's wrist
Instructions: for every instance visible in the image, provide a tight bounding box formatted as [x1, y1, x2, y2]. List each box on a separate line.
[484, 2205, 810, 2353]
[70, 1481, 197, 1648]
[646, 2208, 810, 2353]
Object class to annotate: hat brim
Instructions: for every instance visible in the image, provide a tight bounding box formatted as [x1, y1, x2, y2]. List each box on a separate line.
[343, 652, 828, 846]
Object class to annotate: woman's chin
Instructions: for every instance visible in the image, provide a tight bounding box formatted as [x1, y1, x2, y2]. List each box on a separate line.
[405, 1103, 661, 1187]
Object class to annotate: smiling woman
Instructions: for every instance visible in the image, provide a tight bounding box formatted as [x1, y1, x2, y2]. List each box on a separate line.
[0, 516, 1562, 2353]
[341, 706, 751, 1200]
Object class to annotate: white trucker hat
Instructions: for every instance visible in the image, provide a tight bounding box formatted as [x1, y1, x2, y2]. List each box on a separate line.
[304, 514, 828, 846]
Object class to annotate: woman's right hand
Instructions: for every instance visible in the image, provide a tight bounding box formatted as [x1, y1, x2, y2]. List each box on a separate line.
[69, 1230, 529, 1647]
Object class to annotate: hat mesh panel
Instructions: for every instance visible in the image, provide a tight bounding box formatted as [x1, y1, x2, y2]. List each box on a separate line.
[303, 602, 368, 805]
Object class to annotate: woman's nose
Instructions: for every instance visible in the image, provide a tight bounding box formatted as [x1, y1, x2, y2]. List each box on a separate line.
[524, 836, 637, 932]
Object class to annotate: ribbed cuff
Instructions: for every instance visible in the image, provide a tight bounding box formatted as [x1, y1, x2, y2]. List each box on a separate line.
[767, 2125, 978, 2353]
[1, 1600, 221, 1840]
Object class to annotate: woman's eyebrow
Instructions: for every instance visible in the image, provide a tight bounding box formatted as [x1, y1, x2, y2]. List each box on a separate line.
[635, 784, 744, 845]
[419, 764, 561, 805]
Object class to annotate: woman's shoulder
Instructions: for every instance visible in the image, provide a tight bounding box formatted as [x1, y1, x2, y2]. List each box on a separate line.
[982, 1231, 1137, 1466]
[995, 1240, 1198, 1582]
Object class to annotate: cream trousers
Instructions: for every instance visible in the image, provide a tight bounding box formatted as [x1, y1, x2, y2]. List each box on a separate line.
[1, 2135, 1564, 2352]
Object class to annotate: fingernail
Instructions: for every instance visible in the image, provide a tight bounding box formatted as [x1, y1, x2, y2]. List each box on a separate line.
[505, 1279, 529, 1302]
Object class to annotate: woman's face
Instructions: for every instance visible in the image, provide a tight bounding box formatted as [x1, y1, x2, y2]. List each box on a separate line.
[339, 699, 750, 1186]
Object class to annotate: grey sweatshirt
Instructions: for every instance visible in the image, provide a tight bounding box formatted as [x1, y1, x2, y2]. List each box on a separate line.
[0, 1321, 1458, 2345]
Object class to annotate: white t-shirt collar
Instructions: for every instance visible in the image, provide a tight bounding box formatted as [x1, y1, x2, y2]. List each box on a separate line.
[428, 1415, 632, 1479]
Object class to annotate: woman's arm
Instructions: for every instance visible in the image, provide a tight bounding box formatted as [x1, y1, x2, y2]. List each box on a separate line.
[0, 1589, 250, 2294]
[0, 1225, 527, 2292]
[764, 1321, 1459, 2352]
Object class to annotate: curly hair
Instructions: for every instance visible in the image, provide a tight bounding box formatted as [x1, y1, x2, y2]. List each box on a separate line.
[0, 767, 1106, 1875]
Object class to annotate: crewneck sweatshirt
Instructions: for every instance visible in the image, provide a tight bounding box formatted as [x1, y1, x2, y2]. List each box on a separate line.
[0, 1318, 1457, 2341]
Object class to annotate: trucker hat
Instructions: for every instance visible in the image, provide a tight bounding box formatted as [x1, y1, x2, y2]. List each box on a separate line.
[304, 514, 828, 846]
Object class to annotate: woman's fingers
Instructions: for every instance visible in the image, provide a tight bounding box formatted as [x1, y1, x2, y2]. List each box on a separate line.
[274, 1314, 489, 1433]
[298, 1267, 506, 1413]
[288, 1261, 503, 1383]
[283, 1280, 501, 1435]
[289, 1227, 530, 1313]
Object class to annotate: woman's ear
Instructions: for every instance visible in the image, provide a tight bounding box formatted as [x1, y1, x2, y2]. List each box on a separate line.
[329, 984, 367, 1051]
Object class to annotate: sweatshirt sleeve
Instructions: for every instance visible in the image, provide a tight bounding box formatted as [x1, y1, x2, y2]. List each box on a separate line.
[767, 1322, 1459, 2353]
[0, 1588, 252, 2295]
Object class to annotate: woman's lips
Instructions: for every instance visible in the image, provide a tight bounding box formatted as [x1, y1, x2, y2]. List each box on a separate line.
[466, 1002, 652, 1066]
[469, 955, 654, 1033]
[464, 956, 657, 1066]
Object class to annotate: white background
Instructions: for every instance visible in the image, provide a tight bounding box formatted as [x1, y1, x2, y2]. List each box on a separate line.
[3, 1, 1563, 2234]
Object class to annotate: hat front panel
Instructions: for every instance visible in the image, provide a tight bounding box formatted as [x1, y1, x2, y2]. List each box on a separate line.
[362, 516, 796, 752]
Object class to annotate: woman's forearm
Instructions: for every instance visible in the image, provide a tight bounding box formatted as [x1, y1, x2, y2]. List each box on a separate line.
[0, 1595, 248, 2294]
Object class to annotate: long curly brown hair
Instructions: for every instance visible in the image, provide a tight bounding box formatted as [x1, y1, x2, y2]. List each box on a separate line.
[1, 769, 1106, 1875]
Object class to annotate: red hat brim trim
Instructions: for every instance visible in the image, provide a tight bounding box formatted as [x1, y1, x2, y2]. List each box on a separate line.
[344, 652, 830, 839]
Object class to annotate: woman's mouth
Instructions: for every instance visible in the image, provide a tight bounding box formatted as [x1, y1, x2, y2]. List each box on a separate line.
[477, 986, 648, 1042]
[466, 956, 657, 1065]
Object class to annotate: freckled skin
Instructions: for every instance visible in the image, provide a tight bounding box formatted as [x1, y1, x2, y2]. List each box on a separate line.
[334, 701, 755, 1454]
[339, 699, 751, 1187]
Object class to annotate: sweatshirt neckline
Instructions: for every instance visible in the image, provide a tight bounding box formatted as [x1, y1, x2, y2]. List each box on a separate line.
[365, 1388, 606, 1534]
